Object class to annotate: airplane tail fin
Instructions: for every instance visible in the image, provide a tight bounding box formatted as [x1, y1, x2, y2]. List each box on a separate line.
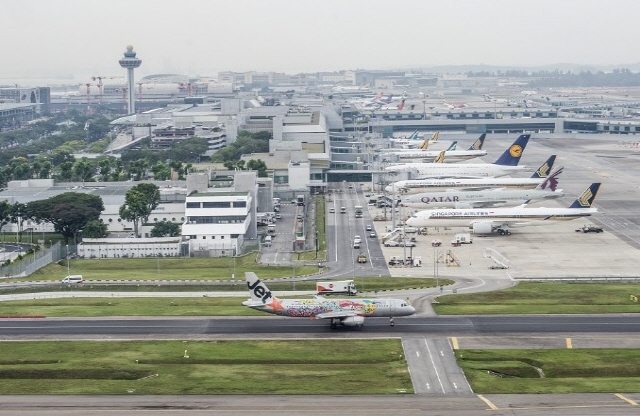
[530, 155, 556, 178]
[535, 167, 563, 191]
[569, 183, 601, 208]
[245, 272, 277, 304]
[468, 133, 486, 151]
[446, 141, 458, 151]
[493, 134, 530, 166]
[419, 137, 429, 150]
[433, 150, 446, 163]
[409, 129, 419, 140]
[397, 99, 406, 110]
[431, 132, 439, 143]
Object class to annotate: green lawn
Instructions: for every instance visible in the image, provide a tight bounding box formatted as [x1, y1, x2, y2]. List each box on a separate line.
[0, 340, 413, 394]
[434, 282, 640, 314]
[457, 349, 640, 393]
[24, 255, 319, 281]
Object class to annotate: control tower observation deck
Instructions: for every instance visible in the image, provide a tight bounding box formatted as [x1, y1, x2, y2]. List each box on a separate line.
[118, 45, 142, 115]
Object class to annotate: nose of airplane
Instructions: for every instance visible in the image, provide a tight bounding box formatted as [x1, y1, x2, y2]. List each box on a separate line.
[406, 305, 416, 315]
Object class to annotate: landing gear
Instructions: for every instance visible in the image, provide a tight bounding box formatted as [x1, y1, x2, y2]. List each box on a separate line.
[390, 317, 395, 327]
[497, 229, 512, 236]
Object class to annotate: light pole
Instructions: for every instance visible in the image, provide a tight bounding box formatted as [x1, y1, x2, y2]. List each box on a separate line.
[66, 244, 70, 277]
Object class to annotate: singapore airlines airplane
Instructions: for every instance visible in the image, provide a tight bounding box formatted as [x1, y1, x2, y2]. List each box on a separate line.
[385, 134, 530, 178]
[400, 167, 564, 209]
[405, 183, 601, 235]
[385, 155, 557, 194]
[242, 272, 415, 328]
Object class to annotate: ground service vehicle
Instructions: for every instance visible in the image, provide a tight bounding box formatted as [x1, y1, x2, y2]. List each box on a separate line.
[453, 233, 473, 244]
[357, 253, 367, 263]
[576, 225, 604, 233]
[61, 275, 84, 284]
[316, 280, 357, 296]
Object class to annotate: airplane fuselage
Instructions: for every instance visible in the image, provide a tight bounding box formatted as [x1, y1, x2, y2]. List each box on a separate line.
[245, 297, 414, 318]
[386, 178, 546, 194]
[386, 163, 528, 179]
[405, 207, 597, 228]
[401, 189, 564, 209]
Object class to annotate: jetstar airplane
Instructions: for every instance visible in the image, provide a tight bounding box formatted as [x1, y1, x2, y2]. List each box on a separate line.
[405, 182, 600, 236]
[385, 155, 558, 194]
[242, 272, 415, 328]
[385, 134, 530, 179]
[400, 167, 564, 209]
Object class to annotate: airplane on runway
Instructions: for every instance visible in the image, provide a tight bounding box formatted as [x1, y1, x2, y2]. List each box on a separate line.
[400, 167, 564, 209]
[242, 272, 415, 328]
[405, 182, 601, 235]
[385, 155, 558, 194]
[385, 134, 531, 179]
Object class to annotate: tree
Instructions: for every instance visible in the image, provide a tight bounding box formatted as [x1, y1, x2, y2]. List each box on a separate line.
[118, 183, 161, 238]
[82, 219, 108, 238]
[26, 193, 104, 242]
[150, 220, 181, 237]
[73, 158, 94, 183]
[0, 201, 11, 234]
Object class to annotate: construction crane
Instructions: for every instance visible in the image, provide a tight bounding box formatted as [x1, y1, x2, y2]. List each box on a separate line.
[91, 76, 123, 105]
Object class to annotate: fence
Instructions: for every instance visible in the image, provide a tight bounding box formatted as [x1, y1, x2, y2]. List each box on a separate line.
[0, 242, 73, 278]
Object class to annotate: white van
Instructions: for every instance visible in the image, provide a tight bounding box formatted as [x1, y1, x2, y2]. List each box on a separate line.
[61, 275, 84, 284]
[264, 236, 272, 247]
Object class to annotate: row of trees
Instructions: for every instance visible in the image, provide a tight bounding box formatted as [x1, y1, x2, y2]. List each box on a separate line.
[466, 68, 640, 87]
[0, 183, 180, 243]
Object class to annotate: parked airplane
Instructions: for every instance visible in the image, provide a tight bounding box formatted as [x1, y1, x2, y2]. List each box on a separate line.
[384, 134, 487, 161]
[443, 100, 468, 109]
[242, 272, 415, 328]
[385, 134, 530, 179]
[389, 131, 438, 147]
[405, 182, 601, 235]
[400, 167, 564, 209]
[385, 155, 558, 194]
[389, 155, 558, 193]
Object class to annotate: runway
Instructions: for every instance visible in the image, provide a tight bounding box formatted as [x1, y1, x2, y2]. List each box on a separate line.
[2, 315, 640, 338]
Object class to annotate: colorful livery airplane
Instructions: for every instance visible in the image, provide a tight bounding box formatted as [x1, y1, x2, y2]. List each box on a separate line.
[242, 272, 415, 328]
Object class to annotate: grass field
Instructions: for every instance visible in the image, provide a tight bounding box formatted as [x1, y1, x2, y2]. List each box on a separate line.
[434, 282, 640, 314]
[0, 340, 412, 394]
[457, 349, 640, 393]
[24, 255, 319, 282]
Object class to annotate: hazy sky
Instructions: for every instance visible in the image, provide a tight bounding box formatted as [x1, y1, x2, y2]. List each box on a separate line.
[2, 0, 638, 81]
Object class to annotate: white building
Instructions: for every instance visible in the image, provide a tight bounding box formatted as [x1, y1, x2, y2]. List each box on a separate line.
[182, 191, 253, 257]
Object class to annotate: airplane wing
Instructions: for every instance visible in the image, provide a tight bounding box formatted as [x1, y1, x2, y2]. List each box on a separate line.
[315, 311, 359, 320]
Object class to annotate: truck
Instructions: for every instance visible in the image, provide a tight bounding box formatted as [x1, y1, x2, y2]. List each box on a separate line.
[267, 224, 276, 236]
[316, 280, 357, 296]
[453, 233, 473, 244]
[296, 194, 305, 206]
[354, 205, 363, 218]
[357, 253, 367, 263]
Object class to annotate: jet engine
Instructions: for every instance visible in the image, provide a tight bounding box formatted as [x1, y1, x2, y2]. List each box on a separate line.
[341, 316, 365, 327]
[471, 222, 493, 234]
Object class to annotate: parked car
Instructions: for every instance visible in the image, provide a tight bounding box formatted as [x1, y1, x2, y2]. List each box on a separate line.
[384, 241, 399, 247]
[399, 241, 416, 247]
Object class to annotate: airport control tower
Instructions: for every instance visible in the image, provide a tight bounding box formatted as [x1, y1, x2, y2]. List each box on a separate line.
[118, 45, 142, 114]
